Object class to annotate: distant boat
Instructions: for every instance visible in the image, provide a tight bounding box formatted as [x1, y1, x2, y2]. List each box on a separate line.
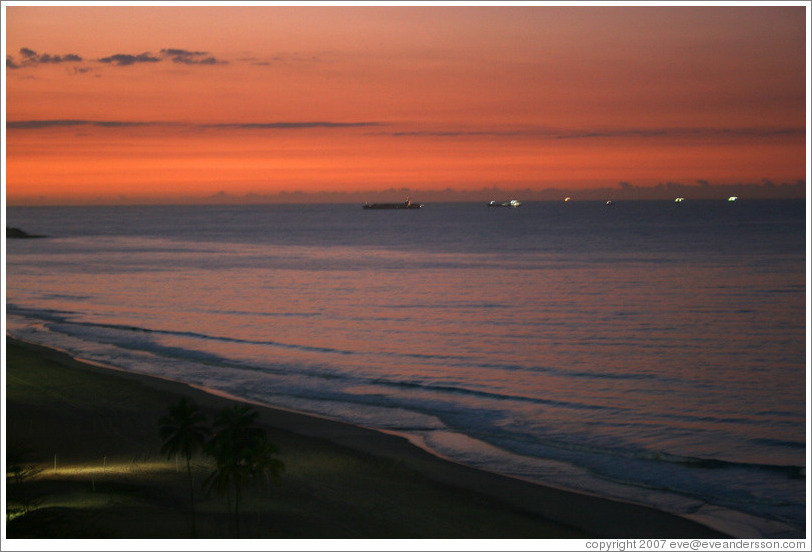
[488, 199, 521, 208]
[728, 196, 738, 202]
[605, 200, 615, 206]
[564, 197, 571, 202]
[362, 197, 423, 210]
[675, 197, 685, 203]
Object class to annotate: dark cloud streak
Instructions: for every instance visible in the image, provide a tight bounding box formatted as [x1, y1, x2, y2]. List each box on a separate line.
[387, 127, 805, 140]
[6, 121, 801, 143]
[173, 56, 219, 65]
[98, 53, 162, 66]
[161, 48, 223, 65]
[8, 46, 225, 69]
[6, 120, 162, 129]
[6, 120, 383, 130]
[204, 122, 381, 129]
[161, 48, 208, 57]
[96, 48, 224, 66]
[7, 48, 83, 68]
[39, 53, 82, 63]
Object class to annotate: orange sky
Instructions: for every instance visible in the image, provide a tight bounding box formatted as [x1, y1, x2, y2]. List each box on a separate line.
[3, 3, 808, 205]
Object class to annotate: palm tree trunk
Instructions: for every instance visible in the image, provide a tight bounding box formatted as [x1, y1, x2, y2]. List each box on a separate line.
[225, 486, 233, 537]
[234, 483, 242, 538]
[185, 455, 197, 538]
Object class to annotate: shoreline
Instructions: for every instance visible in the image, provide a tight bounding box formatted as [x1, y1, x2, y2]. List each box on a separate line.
[5, 335, 731, 539]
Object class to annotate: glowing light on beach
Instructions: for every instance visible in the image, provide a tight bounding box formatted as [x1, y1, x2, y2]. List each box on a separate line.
[728, 196, 738, 201]
[45, 458, 184, 477]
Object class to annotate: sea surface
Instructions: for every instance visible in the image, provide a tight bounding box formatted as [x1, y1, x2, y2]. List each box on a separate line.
[5, 199, 808, 537]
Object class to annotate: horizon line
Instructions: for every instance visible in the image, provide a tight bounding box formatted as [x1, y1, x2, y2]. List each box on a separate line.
[5, 181, 806, 207]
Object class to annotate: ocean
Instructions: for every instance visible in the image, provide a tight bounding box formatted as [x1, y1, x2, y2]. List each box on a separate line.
[4, 199, 808, 537]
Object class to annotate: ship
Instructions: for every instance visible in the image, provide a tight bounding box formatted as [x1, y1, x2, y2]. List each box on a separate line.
[488, 199, 521, 208]
[362, 198, 423, 210]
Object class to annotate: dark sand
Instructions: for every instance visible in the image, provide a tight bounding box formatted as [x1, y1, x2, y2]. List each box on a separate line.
[4, 337, 727, 540]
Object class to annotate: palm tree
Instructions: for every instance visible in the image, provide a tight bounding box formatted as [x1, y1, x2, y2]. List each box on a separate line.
[247, 438, 285, 492]
[6, 448, 43, 519]
[159, 397, 209, 537]
[245, 437, 285, 537]
[205, 404, 284, 538]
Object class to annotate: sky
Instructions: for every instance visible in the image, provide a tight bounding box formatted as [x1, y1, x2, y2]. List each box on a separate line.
[2, 2, 809, 205]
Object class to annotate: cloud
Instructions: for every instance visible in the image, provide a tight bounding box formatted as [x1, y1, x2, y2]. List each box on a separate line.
[555, 128, 805, 140]
[203, 122, 382, 130]
[161, 48, 208, 57]
[6, 120, 160, 129]
[161, 48, 223, 65]
[8, 46, 232, 70]
[39, 53, 82, 64]
[6, 48, 83, 68]
[8, 120, 800, 145]
[6, 119, 382, 131]
[97, 48, 224, 66]
[98, 52, 162, 66]
[385, 126, 805, 140]
[240, 57, 271, 66]
[238, 52, 327, 67]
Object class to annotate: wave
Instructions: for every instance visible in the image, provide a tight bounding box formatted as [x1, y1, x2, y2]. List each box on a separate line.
[10, 305, 660, 379]
[11, 307, 645, 414]
[486, 430, 806, 486]
[637, 451, 805, 480]
[11, 305, 805, 438]
[369, 377, 621, 413]
[3, 304, 724, 397]
[15, 308, 359, 357]
[208, 308, 323, 319]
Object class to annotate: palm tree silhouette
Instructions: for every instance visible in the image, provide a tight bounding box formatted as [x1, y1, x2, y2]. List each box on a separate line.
[159, 398, 209, 537]
[205, 404, 284, 537]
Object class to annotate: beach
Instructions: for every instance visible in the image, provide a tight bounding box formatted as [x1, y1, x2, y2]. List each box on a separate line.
[4, 336, 728, 541]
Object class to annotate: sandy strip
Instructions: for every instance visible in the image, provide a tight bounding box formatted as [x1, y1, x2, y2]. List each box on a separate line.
[4, 336, 728, 539]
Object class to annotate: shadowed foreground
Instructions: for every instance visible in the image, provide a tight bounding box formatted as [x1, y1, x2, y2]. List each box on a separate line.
[5, 337, 725, 539]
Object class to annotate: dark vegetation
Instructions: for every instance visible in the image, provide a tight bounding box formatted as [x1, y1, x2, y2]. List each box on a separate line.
[159, 399, 285, 538]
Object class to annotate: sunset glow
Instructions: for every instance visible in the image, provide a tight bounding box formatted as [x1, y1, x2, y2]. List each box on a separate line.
[3, 3, 808, 205]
